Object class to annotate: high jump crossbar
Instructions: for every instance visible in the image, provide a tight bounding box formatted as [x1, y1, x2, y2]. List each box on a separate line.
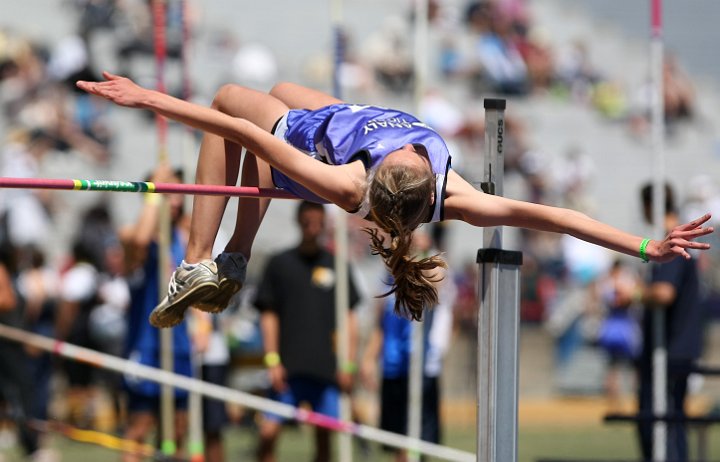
[0, 177, 298, 199]
[0, 323, 474, 462]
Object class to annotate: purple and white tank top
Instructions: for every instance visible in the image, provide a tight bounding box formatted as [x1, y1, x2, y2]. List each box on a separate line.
[272, 104, 452, 222]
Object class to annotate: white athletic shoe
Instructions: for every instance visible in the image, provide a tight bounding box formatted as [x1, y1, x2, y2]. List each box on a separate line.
[149, 260, 220, 328]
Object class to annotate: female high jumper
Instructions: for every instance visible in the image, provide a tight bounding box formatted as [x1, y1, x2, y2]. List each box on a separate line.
[77, 72, 713, 328]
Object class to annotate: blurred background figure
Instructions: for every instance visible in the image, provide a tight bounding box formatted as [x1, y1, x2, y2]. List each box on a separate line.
[629, 53, 696, 136]
[596, 259, 642, 411]
[544, 234, 611, 393]
[554, 39, 603, 104]
[89, 228, 131, 431]
[118, 164, 192, 462]
[113, 0, 185, 77]
[51, 201, 129, 432]
[0, 243, 57, 462]
[359, 15, 414, 94]
[254, 201, 361, 462]
[681, 175, 720, 320]
[634, 182, 708, 462]
[54, 238, 102, 430]
[0, 129, 56, 251]
[15, 245, 60, 443]
[661, 54, 696, 125]
[463, 0, 530, 96]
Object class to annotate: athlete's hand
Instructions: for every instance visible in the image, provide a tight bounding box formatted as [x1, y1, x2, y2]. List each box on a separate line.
[76, 71, 149, 108]
[649, 213, 714, 262]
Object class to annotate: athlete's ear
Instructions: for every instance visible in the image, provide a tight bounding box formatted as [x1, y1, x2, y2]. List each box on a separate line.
[430, 191, 435, 206]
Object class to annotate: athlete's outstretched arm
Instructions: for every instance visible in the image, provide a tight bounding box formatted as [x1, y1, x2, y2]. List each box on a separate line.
[443, 171, 713, 263]
[77, 72, 365, 211]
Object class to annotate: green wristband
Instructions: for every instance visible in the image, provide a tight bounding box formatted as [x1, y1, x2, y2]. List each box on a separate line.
[264, 351, 281, 367]
[639, 238, 651, 263]
[341, 361, 357, 374]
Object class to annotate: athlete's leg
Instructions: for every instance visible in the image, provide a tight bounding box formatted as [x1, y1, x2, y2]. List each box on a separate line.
[152, 85, 288, 326]
[185, 84, 288, 262]
[270, 82, 344, 111]
[223, 152, 273, 258]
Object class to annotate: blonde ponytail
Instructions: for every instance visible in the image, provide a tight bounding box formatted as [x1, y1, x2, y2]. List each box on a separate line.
[365, 226, 447, 321]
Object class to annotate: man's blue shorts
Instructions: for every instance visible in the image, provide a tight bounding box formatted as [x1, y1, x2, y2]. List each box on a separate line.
[264, 377, 340, 423]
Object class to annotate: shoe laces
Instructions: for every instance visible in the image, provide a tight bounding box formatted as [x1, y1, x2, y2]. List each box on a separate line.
[167, 272, 184, 298]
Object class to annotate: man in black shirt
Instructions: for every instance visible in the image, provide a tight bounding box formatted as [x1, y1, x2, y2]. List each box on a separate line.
[254, 201, 361, 462]
[634, 183, 706, 462]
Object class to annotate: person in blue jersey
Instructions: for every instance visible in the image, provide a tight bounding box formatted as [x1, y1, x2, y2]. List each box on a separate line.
[118, 164, 192, 461]
[77, 73, 714, 329]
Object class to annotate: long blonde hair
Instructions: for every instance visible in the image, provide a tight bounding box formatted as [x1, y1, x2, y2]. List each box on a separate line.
[364, 163, 447, 321]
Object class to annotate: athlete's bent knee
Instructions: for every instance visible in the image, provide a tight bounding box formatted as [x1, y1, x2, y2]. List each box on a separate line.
[212, 83, 245, 112]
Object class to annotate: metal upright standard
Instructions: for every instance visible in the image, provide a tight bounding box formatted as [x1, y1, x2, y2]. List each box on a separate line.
[476, 98, 522, 462]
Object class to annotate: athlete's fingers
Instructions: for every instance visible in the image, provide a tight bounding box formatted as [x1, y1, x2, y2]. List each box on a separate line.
[677, 213, 712, 231]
